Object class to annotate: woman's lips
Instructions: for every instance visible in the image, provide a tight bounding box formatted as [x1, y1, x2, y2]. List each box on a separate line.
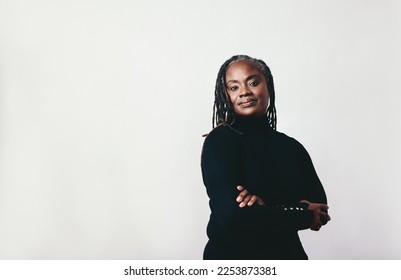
[239, 99, 257, 108]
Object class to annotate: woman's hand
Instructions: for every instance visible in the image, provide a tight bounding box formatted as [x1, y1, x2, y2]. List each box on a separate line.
[300, 199, 331, 231]
[236, 186, 265, 207]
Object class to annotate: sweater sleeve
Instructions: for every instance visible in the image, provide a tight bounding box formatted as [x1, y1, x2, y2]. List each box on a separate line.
[298, 145, 327, 204]
[201, 129, 314, 232]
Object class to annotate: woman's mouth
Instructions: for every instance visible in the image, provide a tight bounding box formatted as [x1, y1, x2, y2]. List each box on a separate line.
[239, 99, 257, 108]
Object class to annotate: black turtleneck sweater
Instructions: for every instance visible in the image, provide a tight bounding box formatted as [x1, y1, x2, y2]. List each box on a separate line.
[200, 115, 327, 260]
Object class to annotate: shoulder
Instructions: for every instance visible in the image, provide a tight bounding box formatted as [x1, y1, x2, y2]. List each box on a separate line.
[272, 130, 302, 146]
[203, 124, 241, 143]
[202, 125, 243, 152]
[272, 130, 308, 154]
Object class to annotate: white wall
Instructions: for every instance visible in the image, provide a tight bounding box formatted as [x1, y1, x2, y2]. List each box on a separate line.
[0, 0, 400, 259]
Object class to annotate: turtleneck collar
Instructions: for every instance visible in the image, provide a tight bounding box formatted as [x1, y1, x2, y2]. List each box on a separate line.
[231, 114, 273, 132]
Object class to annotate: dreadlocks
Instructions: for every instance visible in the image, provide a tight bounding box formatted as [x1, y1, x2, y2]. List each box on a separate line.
[212, 55, 277, 130]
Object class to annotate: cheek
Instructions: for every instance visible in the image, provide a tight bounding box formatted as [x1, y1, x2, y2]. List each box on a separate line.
[227, 92, 236, 104]
[263, 86, 270, 105]
[258, 89, 270, 104]
[265, 93, 270, 105]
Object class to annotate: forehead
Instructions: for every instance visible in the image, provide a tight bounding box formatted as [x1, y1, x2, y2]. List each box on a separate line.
[225, 60, 262, 81]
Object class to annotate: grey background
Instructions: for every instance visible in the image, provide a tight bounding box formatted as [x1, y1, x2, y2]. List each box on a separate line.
[0, 0, 400, 259]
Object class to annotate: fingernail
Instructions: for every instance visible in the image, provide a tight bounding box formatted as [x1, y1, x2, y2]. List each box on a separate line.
[240, 203, 244, 207]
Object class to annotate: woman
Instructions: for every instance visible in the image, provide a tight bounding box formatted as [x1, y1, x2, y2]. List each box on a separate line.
[201, 55, 330, 260]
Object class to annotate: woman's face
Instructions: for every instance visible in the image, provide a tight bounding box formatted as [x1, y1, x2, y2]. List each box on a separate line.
[225, 60, 270, 118]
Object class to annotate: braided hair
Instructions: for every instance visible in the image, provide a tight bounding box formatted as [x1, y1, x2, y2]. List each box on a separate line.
[212, 55, 277, 130]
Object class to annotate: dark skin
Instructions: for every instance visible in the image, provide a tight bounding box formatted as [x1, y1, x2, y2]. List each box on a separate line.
[226, 61, 331, 231]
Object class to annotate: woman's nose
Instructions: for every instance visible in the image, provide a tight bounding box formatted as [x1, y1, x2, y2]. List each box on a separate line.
[239, 87, 252, 97]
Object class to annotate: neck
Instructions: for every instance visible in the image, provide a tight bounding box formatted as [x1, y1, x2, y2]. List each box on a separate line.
[232, 114, 272, 131]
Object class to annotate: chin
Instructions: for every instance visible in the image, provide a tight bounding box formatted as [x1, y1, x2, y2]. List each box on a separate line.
[236, 110, 263, 118]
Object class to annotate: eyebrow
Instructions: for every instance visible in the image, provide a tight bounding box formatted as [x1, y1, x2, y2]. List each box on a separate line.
[226, 74, 261, 84]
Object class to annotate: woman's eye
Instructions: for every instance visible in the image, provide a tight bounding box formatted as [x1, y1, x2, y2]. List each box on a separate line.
[229, 86, 239, 91]
[250, 81, 259, 87]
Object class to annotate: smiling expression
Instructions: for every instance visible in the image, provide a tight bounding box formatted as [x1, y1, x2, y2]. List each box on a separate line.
[225, 60, 270, 118]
